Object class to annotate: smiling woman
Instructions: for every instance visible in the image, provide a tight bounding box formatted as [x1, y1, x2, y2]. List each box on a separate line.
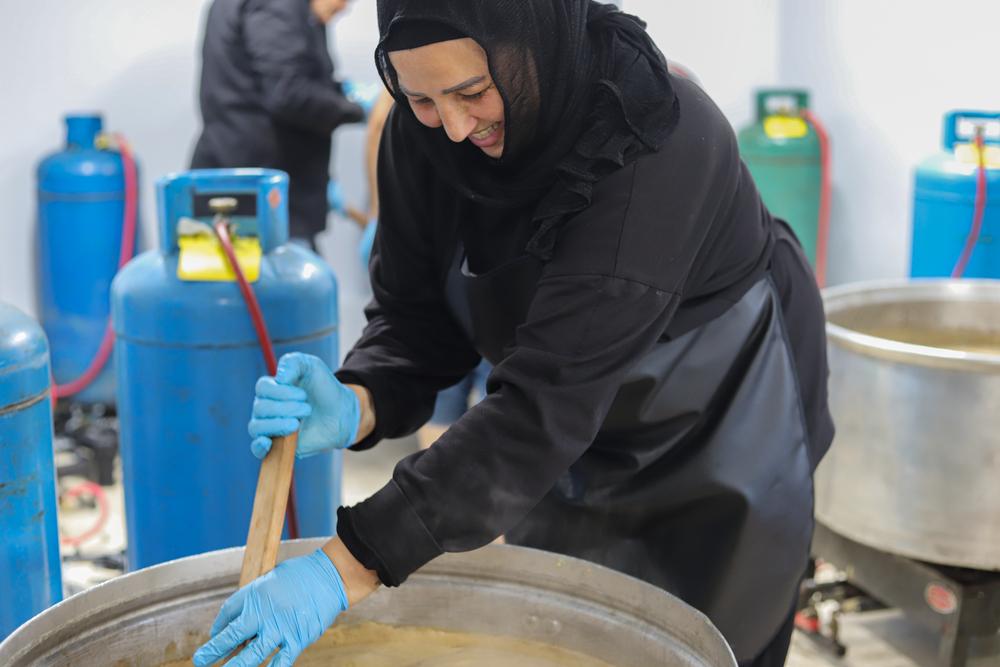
[387, 36, 506, 158]
[194, 2, 834, 666]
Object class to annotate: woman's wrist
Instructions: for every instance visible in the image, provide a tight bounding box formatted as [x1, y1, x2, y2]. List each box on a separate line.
[346, 384, 376, 444]
[323, 537, 380, 607]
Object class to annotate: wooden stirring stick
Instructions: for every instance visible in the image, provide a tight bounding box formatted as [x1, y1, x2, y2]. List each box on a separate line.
[240, 432, 299, 587]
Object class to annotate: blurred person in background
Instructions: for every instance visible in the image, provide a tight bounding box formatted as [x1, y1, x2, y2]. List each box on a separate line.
[191, 0, 367, 249]
[360, 90, 492, 451]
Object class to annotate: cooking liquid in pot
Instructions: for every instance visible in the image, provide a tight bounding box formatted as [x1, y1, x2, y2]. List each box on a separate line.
[162, 622, 617, 666]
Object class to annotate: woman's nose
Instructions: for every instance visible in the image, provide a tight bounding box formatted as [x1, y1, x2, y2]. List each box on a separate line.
[438, 105, 477, 143]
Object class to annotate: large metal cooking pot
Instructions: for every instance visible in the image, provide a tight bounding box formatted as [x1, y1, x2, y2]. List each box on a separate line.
[817, 279, 1000, 570]
[0, 540, 736, 666]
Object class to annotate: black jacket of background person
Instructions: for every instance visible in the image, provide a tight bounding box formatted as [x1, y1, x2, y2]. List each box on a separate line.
[191, 0, 365, 239]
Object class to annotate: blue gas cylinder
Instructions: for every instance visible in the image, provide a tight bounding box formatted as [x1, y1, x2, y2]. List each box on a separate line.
[112, 169, 341, 570]
[912, 110, 1000, 278]
[36, 113, 139, 404]
[0, 303, 62, 639]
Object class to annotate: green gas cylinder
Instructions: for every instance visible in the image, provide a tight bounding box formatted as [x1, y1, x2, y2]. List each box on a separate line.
[738, 90, 822, 265]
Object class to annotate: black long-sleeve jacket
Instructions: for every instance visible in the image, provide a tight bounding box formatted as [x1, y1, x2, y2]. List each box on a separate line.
[190, 0, 364, 238]
[334, 78, 831, 586]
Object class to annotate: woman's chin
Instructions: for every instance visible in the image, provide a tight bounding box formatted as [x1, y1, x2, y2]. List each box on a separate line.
[479, 141, 504, 159]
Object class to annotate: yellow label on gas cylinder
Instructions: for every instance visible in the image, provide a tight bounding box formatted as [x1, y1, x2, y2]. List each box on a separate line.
[955, 144, 1000, 169]
[177, 235, 262, 282]
[764, 116, 809, 140]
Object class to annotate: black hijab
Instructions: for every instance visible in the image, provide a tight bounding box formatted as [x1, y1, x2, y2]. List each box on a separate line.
[375, 0, 679, 259]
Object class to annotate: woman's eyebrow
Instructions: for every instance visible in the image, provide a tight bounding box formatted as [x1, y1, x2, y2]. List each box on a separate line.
[441, 76, 486, 94]
[399, 76, 487, 97]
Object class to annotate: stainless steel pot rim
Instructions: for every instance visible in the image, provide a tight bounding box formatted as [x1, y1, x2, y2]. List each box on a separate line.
[0, 540, 738, 667]
[822, 279, 1000, 371]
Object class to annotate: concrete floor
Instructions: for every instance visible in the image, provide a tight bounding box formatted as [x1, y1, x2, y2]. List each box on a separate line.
[788, 611, 940, 666]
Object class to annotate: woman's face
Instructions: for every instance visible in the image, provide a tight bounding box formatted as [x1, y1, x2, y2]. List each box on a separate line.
[389, 38, 506, 159]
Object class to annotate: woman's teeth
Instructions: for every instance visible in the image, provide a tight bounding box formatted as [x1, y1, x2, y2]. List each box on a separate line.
[472, 123, 499, 139]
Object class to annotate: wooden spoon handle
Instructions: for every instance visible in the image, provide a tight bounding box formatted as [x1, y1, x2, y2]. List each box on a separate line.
[239, 432, 298, 587]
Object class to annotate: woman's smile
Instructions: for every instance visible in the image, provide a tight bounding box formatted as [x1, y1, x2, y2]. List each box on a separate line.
[389, 38, 507, 158]
[469, 122, 503, 150]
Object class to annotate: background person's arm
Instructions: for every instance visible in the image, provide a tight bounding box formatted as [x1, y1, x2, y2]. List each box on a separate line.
[365, 91, 396, 221]
[244, 0, 364, 133]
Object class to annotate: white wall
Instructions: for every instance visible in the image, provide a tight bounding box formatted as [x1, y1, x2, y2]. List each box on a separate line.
[777, 0, 1000, 285]
[627, 0, 781, 131]
[0, 0, 211, 315]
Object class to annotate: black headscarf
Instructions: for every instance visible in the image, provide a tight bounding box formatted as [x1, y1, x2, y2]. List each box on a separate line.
[375, 0, 679, 259]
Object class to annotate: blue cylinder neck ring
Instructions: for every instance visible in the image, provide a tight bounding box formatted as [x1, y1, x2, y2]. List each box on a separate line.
[65, 114, 104, 150]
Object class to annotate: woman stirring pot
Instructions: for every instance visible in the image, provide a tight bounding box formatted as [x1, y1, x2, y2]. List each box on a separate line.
[194, 2, 833, 665]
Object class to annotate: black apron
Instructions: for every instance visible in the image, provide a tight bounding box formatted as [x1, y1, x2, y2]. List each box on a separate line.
[443, 239, 814, 663]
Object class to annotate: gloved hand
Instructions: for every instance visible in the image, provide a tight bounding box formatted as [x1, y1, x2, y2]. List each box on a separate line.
[249, 352, 360, 459]
[327, 180, 346, 215]
[192, 549, 348, 667]
[359, 218, 377, 267]
[342, 79, 383, 116]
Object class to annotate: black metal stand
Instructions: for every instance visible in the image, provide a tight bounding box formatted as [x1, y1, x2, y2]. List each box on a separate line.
[813, 522, 1000, 667]
[54, 402, 119, 486]
[796, 573, 875, 657]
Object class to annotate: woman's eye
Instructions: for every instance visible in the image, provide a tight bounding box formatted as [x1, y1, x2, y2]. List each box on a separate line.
[411, 97, 433, 106]
[461, 89, 487, 102]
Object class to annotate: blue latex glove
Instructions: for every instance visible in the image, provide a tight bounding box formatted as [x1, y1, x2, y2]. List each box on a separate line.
[249, 352, 360, 459]
[192, 549, 349, 667]
[342, 79, 382, 116]
[326, 180, 345, 214]
[359, 218, 377, 267]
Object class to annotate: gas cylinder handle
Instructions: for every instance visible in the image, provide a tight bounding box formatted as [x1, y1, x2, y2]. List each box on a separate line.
[943, 110, 1000, 151]
[756, 89, 810, 122]
[157, 169, 289, 254]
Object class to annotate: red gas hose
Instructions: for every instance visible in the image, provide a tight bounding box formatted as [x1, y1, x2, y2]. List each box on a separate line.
[952, 131, 989, 278]
[52, 134, 138, 400]
[801, 110, 831, 288]
[60, 480, 111, 548]
[213, 221, 300, 540]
